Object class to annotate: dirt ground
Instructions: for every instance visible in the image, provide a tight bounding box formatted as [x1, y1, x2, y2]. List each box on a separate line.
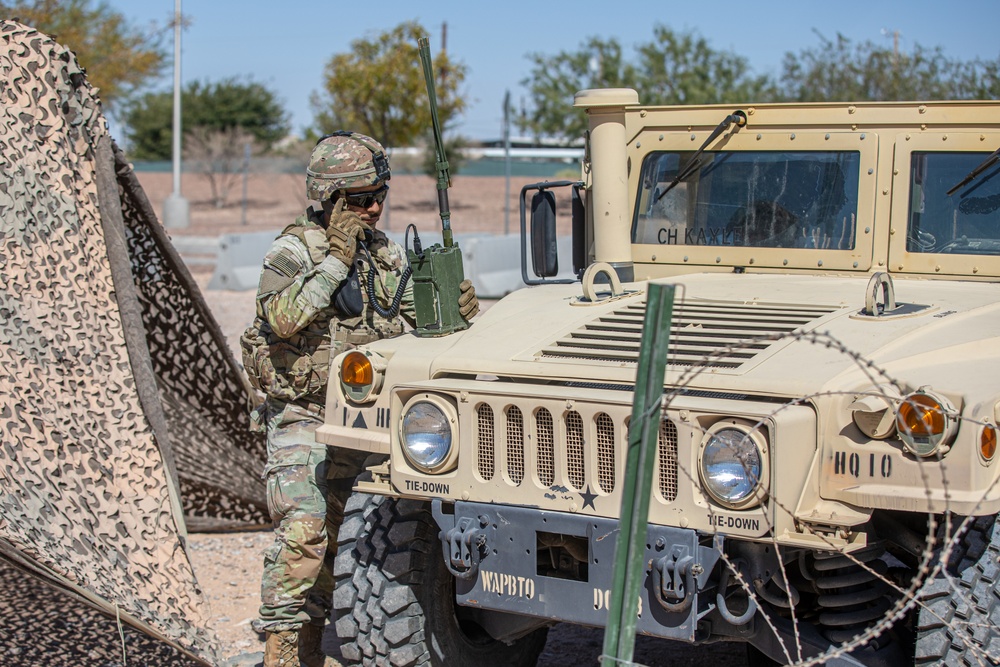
[134, 170, 574, 239]
[184, 528, 748, 667]
[140, 170, 747, 667]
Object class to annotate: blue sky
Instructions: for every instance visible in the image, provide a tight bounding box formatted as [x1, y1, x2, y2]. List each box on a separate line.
[104, 0, 1000, 141]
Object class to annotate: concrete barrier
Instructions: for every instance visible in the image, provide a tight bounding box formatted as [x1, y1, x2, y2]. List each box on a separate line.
[206, 230, 279, 290]
[170, 235, 220, 267]
[205, 229, 577, 297]
[460, 233, 576, 297]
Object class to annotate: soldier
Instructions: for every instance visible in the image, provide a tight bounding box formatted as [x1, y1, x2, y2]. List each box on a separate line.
[240, 131, 479, 667]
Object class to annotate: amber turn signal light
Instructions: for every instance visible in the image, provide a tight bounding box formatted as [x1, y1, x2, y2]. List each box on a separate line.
[896, 393, 945, 438]
[895, 391, 956, 457]
[982, 425, 997, 462]
[341, 351, 373, 387]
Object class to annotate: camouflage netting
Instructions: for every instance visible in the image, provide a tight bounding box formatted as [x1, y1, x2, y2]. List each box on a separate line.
[113, 94, 268, 534]
[0, 556, 203, 666]
[0, 19, 267, 664]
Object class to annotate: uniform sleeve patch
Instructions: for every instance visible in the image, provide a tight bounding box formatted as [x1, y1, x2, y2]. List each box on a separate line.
[259, 267, 296, 295]
[267, 249, 302, 277]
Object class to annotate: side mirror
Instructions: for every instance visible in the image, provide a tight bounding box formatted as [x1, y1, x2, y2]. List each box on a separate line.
[530, 190, 558, 278]
[519, 180, 583, 286]
[571, 186, 586, 277]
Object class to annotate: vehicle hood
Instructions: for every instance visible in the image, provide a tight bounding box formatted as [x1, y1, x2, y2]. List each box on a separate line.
[401, 273, 1000, 398]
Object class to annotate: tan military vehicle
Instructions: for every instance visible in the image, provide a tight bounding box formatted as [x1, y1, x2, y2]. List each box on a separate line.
[319, 90, 1000, 666]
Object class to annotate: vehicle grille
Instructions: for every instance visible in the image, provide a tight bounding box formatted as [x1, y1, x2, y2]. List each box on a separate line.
[474, 402, 678, 500]
[477, 404, 495, 481]
[658, 418, 678, 501]
[566, 411, 586, 489]
[506, 406, 525, 484]
[536, 409, 555, 486]
[539, 299, 838, 370]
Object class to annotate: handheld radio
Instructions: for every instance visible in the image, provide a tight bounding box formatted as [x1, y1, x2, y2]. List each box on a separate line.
[411, 37, 469, 337]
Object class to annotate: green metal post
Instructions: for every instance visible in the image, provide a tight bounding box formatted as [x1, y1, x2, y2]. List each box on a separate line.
[601, 283, 675, 667]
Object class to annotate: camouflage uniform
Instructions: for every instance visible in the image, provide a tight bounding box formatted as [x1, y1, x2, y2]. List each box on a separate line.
[242, 172, 414, 633]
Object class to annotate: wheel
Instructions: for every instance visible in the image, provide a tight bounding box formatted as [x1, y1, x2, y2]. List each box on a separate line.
[333, 493, 549, 666]
[914, 515, 1000, 665]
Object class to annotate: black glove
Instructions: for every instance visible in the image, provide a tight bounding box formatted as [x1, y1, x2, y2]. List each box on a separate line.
[458, 279, 479, 320]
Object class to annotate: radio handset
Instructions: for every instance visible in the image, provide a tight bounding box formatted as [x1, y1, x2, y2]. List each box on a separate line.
[356, 230, 411, 320]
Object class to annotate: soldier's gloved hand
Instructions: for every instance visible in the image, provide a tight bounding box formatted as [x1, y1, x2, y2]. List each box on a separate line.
[326, 197, 366, 266]
[458, 279, 479, 320]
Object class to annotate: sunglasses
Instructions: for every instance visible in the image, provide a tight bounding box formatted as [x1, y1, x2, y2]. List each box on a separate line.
[338, 183, 389, 209]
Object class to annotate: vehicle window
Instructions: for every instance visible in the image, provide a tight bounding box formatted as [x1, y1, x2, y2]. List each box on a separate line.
[633, 151, 861, 250]
[908, 152, 1000, 255]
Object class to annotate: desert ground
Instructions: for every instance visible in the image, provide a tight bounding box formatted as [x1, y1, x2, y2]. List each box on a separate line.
[135, 170, 748, 667]
[136, 169, 574, 239]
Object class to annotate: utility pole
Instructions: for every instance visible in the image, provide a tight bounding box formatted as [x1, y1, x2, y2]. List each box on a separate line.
[503, 90, 511, 235]
[881, 28, 901, 66]
[163, 0, 189, 229]
[240, 142, 251, 226]
[439, 22, 448, 85]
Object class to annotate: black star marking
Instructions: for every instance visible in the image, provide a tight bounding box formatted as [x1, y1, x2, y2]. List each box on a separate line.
[580, 485, 597, 510]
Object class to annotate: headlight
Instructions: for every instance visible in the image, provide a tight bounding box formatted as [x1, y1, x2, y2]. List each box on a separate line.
[400, 397, 457, 473]
[698, 421, 769, 509]
[339, 350, 384, 403]
[895, 390, 957, 457]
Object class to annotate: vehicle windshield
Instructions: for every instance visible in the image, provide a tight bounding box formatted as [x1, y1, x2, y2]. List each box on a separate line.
[633, 151, 861, 250]
[908, 151, 1000, 255]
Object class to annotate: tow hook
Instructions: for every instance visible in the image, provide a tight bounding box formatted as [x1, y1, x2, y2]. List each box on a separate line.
[716, 558, 758, 625]
[441, 515, 487, 580]
[652, 545, 697, 612]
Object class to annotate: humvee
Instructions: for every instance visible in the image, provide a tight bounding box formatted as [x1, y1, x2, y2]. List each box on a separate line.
[318, 90, 1000, 666]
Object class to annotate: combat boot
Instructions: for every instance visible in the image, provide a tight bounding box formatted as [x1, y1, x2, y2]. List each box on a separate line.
[264, 630, 299, 667]
[298, 623, 327, 667]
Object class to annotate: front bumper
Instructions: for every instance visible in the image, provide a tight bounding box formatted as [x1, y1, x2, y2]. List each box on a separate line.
[432, 500, 728, 643]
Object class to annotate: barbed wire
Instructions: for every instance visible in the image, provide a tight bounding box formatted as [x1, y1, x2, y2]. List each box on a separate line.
[660, 322, 999, 666]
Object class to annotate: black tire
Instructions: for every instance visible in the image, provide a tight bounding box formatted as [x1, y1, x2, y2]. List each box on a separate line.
[914, 515, 1000, 666]
[333, 493, 549, 666]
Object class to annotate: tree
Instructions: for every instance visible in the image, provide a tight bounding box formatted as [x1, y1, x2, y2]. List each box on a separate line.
[520, 37, 638, 141]
[776, 30, 996, 102]
[310, 21, 467, 149]
[123, 78, 290, 160]
[121, 90, 171, 159]
[519, 26, 1000, 142]
[1, 0, 165, 110]
[635, 26, 775, 106]
[519, 27, 773, 141]
[951, 58, 1000, 100]
[184, 126, 258, 209]
[421, 132, 467, 179]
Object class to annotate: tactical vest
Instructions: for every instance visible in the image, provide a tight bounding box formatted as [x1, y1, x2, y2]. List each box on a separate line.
[241, 214, 406, 403]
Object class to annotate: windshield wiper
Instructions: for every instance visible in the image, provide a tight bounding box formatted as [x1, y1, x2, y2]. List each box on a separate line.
[655, 110, 747, 203]
[946, 146, 1000, 196]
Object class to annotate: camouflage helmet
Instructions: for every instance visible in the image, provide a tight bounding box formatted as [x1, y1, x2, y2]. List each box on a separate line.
[306, 131, 391, 201]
